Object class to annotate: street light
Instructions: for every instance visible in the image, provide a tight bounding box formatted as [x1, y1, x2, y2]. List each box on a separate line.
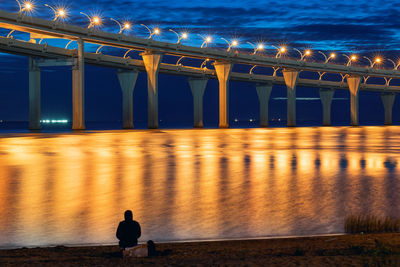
[44, 4, 67, 21]
[80, 12, 101, 29]
[388, 59, 400, 70]
[141, 24, 160, 39]
[318, 51, 336, 63]
[16, 0, 34, 14]
[175, 56, 184, 65]
[169, 29, 188, 44]
[198, 35, 212, 48]
[7, 1, 34, 37]
[272, 45, 286, 58]
[249, 65, 257, 74]
[200, 58, 210, 69]
[247, 42, 264, 54]
[95, 19, 131, 54]
[294, 48, 311, 60]
[110, 18, 131, 34]
[343, 54, 357, 66]
[221, 38, 238, 52]
[65, 40, 74, 49]
[363, 56, 382, 68]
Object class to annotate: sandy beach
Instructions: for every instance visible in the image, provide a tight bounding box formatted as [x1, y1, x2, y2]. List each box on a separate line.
[0, 233, 399, 266]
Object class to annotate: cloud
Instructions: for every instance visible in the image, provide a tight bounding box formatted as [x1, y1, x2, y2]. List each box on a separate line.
[1, 0, 398, 52]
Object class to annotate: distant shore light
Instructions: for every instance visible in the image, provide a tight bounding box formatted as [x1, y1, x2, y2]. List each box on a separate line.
[40, 119, 69, 124]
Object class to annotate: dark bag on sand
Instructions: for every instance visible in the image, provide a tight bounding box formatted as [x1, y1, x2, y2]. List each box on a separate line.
[147, 240, 156, 256]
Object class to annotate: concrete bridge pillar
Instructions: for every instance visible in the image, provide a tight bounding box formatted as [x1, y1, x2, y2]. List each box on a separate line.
[256, 83, 273, 127]
[381, 92, 396, 125]
[319, 88, 335, 126]
[29, 57, 41, 130]
[72, 38, 85, 130]
[283, 69, 299, 127]
[188, 78, 208, 128]
[214, 61, 232, 128]
[141, 51, 163, 129]
[347, 76, 361, 126]
[117, 69, 138, 129]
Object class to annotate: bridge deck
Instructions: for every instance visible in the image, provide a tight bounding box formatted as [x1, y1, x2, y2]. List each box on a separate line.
[0, 36, 398, 93]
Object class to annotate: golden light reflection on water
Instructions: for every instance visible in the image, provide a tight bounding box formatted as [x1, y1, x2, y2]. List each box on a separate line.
[0, 127, 399, 247]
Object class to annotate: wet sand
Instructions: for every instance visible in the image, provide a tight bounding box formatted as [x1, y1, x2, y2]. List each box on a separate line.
[0, 233, 399, 266]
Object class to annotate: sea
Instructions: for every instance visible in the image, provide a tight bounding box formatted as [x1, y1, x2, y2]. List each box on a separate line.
[0, 120, 399, 248]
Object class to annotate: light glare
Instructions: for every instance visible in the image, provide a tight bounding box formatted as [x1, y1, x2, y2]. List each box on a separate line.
[58, 9, 66, 17]
[24, 2, 32, 10]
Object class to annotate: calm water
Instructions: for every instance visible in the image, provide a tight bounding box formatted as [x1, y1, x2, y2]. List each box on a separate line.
[0, 127, 399, 248]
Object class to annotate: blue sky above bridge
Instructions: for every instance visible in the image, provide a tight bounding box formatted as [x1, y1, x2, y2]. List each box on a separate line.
[1, 0, 400, 126]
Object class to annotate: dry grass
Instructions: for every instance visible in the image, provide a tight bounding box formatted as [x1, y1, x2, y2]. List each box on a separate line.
[345, 215, 400, 234]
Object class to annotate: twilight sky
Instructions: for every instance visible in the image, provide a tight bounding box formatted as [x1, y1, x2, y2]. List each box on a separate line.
[0, 0, 400, 127]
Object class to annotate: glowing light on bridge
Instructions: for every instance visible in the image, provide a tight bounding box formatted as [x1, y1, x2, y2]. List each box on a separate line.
[343, 54, 357, 66]
[24, 3, 32, 10]
[44, 4, 67, 21]
[96, 18, 131, 53]
[247, 42, 264, 54]
[16, 0, 34, 14]
[169, 29, 188, 44]
[110, 18, 131, 34]
[140, 24, 160, 39]
[294, 48, 312, 60]
[364, 56, 383, 68]
[318, 51, 336, 64]
[221, 38, 238, 52]
[198, 35, 212, 48]
[80, 12, 102, 29]
[273, 45, 286, 58]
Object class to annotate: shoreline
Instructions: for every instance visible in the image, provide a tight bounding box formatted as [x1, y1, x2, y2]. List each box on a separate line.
[0, 233, 347, 250]
[1, 233, 399, 266]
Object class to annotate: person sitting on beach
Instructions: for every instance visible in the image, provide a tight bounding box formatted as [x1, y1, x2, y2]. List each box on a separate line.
[116, 210, 141, 249]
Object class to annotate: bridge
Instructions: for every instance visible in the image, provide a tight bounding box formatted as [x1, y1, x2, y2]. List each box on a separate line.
[0, 9, 398, 130]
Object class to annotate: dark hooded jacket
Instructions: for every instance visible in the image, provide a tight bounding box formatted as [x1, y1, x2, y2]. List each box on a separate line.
[116, 210, 141, 248]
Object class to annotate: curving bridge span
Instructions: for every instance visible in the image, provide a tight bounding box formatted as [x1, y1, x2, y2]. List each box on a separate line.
[0, 9, 399, 130]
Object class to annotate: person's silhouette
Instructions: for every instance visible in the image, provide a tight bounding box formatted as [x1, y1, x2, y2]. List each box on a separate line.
[116, 210, 141, 249]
